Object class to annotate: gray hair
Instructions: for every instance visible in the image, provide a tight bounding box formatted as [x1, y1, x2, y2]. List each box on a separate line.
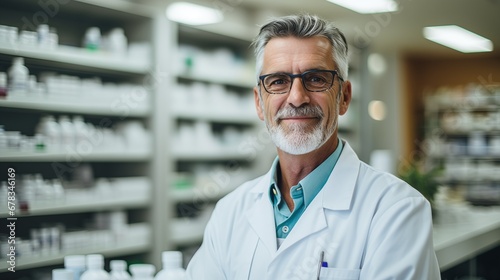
[252, 14, 349, 83]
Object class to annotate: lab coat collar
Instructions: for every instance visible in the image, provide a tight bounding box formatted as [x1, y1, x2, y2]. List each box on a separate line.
[249, 140, 360, 210]
[246, 141, 361, 256]
[321, 140, 360, 211]
[247, 171, 278, 254]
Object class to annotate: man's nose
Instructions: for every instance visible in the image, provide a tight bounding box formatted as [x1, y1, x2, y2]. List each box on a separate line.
[287, 78, 311, 107]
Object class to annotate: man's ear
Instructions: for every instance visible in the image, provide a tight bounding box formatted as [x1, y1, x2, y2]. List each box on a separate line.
[254, 86, 265, 121]
[339, 80, 352, 116]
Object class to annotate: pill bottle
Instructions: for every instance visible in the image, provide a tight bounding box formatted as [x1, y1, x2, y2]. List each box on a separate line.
[130, 264, 155, 280]
[80, 254, 110, 280]
[64, 255, 86, 280]
[154, 251, 186, 280]
[52, 268, 74, 280]
[110, 260, 131, 280]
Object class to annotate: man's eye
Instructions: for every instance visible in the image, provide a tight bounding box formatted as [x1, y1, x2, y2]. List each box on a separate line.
[307, 75, 327, 83]
[266, 75, 289, 86]
[270, 79, 286, 85]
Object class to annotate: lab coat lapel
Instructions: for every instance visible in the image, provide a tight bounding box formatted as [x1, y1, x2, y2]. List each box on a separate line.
[276, 196, 327, 255]
[246, 171, 278, 255]
[322, 141, 360, 211]
[275, 141, 360, 254]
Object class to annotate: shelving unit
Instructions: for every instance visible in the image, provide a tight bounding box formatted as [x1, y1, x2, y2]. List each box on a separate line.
[423, 86, 500, 206]
[0, 0, 168, 277]
[164, 24, 268, 252]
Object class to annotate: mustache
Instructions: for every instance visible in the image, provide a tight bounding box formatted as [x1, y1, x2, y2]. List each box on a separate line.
[274, 105, 324, 121]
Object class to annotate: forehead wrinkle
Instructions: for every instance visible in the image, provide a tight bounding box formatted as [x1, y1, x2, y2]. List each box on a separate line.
[262, 36, 335, 75]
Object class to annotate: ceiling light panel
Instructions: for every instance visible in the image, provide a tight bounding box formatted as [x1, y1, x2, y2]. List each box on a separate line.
[423, 25, 493, 53]
[326, 0, 398, 14]
[166, 2, 223, 26]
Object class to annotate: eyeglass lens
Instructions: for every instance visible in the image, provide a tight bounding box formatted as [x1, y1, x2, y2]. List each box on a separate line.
[263, 71, 335, 94]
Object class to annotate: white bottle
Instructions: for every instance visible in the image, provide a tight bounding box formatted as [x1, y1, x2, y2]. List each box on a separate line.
[64, 255, 86, 280]
[59, 115, 75, 149]
[37, 115, 61, 150]
[0, 125, 7, 150]
[84, 27, 101, 51]
[154, 251, 186, 280]
[73, 115, 88, 145]
[81, 254, 110, 280]
[52, 268, 75, 280]
[8, 57, 29, 95]
[38, 24, 50, 48]
[130, 264, 155, 280]
[0, 72, 7, 97]
[107, 28, 127, 57]
[110, 260, 131, 280]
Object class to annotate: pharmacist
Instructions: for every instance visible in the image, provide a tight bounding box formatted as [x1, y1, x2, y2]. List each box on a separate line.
[186, 14, 440, 280]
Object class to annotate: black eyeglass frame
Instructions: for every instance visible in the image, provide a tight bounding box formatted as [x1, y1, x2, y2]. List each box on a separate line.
[258, 69, 344, 95]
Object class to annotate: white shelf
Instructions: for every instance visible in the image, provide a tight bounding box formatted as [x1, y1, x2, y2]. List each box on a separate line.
[0, 98, 150, 117]
[177, 73, 254, 89]
[0, 195, 149, 218]
[0, 149, 151, 162]
[0, 236, 151, 271]
[0, 44, 150, 74]
[171, 186, 237, 203]
[429, 154, 500, 160]
[440, 130, 500, 136]
[433, 207, 500, 271]
[172, 109, 256, 124]
[172, 148, 251, 161]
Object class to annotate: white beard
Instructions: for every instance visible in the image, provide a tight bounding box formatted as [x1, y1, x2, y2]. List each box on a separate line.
[265, 104, 338, 155]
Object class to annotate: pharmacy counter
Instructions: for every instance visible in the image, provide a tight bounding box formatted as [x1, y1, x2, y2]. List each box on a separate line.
[433, 206, 500, 271]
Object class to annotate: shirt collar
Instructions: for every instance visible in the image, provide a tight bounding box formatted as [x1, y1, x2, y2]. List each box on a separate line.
[268, 138, 344, 207]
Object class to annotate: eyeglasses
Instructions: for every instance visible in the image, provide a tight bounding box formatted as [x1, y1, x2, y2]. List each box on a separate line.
[258, 69, 343, 95]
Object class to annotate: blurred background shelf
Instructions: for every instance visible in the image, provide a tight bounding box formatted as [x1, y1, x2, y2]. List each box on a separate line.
[0, 98, 150, 117]
[0, 150, 151, 162]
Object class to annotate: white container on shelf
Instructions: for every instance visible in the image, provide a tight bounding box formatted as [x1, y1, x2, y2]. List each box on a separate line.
[0, 72, 7, 97]
[64, 255, 86, 280]
[130, 264, 155, 280]
[8, 57, 29, 95]
[59, 115, 76, 149]
[36, 115, 60, 149]
[110, 260, 132, 280]
[468, 131, 487, 156]
[154, 251, 186, 280]
[81, 254, 110, 280]
[107, 28, 128, 57]
[84, 27, 102, 51]
[53, 268, 75, 280]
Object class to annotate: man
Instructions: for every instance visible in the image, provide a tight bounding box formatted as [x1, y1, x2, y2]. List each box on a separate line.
[186, 14, 440, 280]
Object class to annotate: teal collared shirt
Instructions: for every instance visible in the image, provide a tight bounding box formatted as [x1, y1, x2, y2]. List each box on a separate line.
[268, 139, 344, 245]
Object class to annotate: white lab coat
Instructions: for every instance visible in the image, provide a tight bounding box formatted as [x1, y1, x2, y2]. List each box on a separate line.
[186, 142, 441, 280]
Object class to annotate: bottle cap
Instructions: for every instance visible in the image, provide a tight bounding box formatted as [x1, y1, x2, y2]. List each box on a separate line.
[129, 264, 155, 277]
[52, 268, 74, 280]
[64, 255, 85, 268]
[161, 251, 183, 269]
[110, 260, 127, 271]
[86, 254, 104, 269]
[13, 57, 24, 65]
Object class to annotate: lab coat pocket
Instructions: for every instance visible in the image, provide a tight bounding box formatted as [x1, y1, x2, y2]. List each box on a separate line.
[319, 267, 360, 280]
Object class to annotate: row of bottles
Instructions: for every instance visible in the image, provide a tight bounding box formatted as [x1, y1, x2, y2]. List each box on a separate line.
[52, 251, 186, 280]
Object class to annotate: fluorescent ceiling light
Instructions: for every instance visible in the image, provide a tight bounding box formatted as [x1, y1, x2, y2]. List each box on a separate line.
[423, 25, 493, 53]
[166, 2, 223, 25]
[326, 0, 398, 14]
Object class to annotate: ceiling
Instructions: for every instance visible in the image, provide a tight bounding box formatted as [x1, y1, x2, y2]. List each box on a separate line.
[141, 0, 500, 57]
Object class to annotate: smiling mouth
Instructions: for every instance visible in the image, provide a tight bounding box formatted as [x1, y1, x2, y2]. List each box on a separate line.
[280, 116, 319, 120]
